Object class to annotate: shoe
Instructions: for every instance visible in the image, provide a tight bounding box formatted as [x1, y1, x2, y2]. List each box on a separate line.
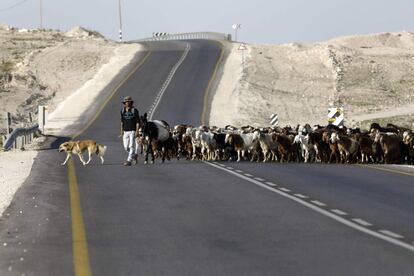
[123, 161, 132, 166]
[133, 154, 138, 165]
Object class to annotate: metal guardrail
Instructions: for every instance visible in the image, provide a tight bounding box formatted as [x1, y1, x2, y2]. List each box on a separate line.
[2, 124, 39, 151]
[134, 32, 231, 42]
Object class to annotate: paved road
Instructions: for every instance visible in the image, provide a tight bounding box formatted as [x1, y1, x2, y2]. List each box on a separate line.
[1, 39, 414, 276]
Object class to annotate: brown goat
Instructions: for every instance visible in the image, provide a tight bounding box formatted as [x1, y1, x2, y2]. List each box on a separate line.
[374, 133, 402, 164]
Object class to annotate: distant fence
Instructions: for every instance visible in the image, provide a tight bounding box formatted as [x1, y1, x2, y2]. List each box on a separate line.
[134, 32, 231, 42]
[1, 110, 43, 151]
[2, 124, 39, 151]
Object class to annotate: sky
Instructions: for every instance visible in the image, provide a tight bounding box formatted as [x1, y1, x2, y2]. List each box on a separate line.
[1, 0, 414, 44]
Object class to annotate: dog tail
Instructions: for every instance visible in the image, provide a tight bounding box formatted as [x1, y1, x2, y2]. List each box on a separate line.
[96, 144, 107, 156]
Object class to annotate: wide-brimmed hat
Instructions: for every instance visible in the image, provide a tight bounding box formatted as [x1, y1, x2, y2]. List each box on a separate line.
[122, 96, 134, 103]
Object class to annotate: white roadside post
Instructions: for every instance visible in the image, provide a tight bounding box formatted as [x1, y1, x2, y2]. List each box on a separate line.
[5, 112, 11, 135]
[2, 112, 11, 146]
[270, 114, 279, 127]
[232, 24, 241, 42]
[38, 106, 48, 134]
[238, 43, 247, 72]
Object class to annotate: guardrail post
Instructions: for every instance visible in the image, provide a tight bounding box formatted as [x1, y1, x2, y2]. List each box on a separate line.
[6, 112, 11, 135]
[38, 106, 48, 134]
[18, 136, 23, 150]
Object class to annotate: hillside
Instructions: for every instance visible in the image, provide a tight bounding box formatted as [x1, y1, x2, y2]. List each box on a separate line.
[210, 31, 414, 128]
[0, 25, 118, 133]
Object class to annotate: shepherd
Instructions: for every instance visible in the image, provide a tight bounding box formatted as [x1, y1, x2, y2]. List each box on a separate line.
[120, 96, 140, 166]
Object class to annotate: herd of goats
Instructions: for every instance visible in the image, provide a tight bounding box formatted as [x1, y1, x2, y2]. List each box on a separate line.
[136, 121, 414, 165]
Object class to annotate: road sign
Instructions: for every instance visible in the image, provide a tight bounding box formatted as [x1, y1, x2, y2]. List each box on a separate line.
[270, 114, 278, 126]
[238, 43, 247, 70]
[153, 32, 168, 37]
[328, 107, 344, 126]
[232, 24, 241, 30]
[238, 43, 247, 51]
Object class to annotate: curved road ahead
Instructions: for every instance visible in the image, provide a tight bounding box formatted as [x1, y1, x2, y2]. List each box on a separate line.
[0, 39, 413, 276]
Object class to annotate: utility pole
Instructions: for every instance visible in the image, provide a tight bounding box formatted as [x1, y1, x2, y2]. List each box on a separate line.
[39, 0, 43, 29]
[118, 0, 123, 42]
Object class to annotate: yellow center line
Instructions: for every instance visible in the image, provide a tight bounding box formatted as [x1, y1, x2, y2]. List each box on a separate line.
[356, 164, 414, 177]
[201, 40, 225, 125]
[72, 51, 152, 140]
[66, 49, 152, 276]
[68, 158, 92, 276]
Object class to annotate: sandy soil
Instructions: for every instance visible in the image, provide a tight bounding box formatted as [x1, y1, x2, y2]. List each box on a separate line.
[0, 150, 37, 215]
[210, 31, 414, 128]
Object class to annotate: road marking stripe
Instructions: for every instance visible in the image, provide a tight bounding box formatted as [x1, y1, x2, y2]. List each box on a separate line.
[311, 200, 326, 207]
[226, 167, 234, 170]
[203, 161, 414, 253]
[356, 164, 414, 177]
[72, 50, 152, 139]
[235, 170, 243, 173]
[279, 188, 291, 192]
[66, 50, 153, 275]
[265, 182, 277, 187]
[149, 43, 191, 120]
[201, 40, 225, 125]
[331, 209, 347, 216]
[68, 159, 92, 276]
[352, 218, 373, 227]
[254, 177, 265, 182]
[379, 230, 404, 239]
[244, 173, 253, 177]
[294, 194, 308, 199]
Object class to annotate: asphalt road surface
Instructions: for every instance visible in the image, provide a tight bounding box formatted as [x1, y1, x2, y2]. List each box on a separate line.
[0, 39, 413, 276]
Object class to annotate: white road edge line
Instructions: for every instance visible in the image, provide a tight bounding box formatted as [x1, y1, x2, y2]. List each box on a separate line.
[235, 170, 243, 173]
[265, 182, 277, 187]
[311, 200, 327, 207]
[203, 161, 414, 253]
[352, 218, 373, 227]
[294, 194, 308, 199]
[254, 177, 265, 182]
[279, 188, 291, 192]
[379, 230, 404, 239]
[331, 209, 348, 216]
[244, 173, 253, 177]
[148, 43, 191, 120]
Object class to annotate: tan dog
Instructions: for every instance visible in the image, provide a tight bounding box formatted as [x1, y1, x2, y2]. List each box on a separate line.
[59, 140, 107, 166]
